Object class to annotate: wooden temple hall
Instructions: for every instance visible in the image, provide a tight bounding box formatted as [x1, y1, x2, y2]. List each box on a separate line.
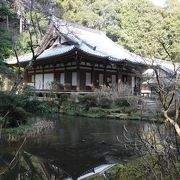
[8, 16, 148, 94]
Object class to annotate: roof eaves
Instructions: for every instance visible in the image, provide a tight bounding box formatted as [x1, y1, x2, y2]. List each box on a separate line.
[7, 45, 76, 65]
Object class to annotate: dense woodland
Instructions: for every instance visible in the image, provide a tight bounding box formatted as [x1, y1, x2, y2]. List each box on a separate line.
[0, 0, 180, 76]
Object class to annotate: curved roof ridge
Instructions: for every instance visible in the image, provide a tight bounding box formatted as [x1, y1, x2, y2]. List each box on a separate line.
[52, 16, 106, 36]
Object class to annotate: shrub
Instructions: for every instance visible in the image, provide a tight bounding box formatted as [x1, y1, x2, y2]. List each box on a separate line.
[115, 98, 130, 107]
[0, 80, 4, 89]
[127, 96, 140, 107]
[60, 101, 82, 115]
[78, 94, 97, 111]
[98, 97, 112, 108]
[0, 92, 17, 114]
[24, 99, 42, 113]
[0, 91, 30, 127]
[59, 93, 70, 105]
[17, 85, 35, 108]
[7, 107, 28, 127]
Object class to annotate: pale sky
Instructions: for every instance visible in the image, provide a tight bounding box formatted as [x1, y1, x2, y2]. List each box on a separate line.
[149, 0, 166, 6]
[150, 0, 180, 6]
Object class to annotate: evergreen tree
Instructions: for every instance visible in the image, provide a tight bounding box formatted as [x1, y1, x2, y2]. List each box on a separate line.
[59, 0, 180, 61]
[120, 0, 180, 61]
[60, 0, 121, 41]
[0, 0, 18, 77]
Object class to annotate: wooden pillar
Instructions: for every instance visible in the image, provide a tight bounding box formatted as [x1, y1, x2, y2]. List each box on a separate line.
[92, 63, 95, 90]
[53, 63, 56, 82]
[104, 64, 107, 86]
[42, 66, 44, 90]
[131, 76, 135, 95]
[117, 66, 121, 91]
[23, 69, 28, 83]
[33, 67, 36, 88]
[76, 52, 80, 91]
[64, 64, 67, 90]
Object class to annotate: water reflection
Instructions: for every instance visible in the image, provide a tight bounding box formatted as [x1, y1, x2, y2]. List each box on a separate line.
[0, 114, 152, 179]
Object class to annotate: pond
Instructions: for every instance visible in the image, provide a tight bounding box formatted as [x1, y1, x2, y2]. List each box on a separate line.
[0, 115, 152, 179]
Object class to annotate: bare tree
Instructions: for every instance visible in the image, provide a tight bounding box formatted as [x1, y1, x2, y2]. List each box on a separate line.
[117, 47, 180, 179]
[0, 0, 63, 177]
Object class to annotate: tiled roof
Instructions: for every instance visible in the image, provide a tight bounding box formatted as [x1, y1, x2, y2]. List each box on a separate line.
[7, 45, 75, 64]
[7, 17, 149, 65]
[7, 16, 179, 74]
[52, 17, 148, 65]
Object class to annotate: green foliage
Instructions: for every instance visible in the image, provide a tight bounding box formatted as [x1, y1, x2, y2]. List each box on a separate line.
[0, 85, 58, 127]
[59, 93, 70, 103]
[119, 0, 180, 61]
[59, 92, 141, 117]
[60, 0, 180, 61]
[0, 60, 14, 78]
[0, 29, 13, 59]
[61, 0, 121, 38]
[0, 92, 17, 113]
[115, 98, 130, 107]
[1, 152, 48, 180]
[78, 94, 98, 110]
[0, 1, 18, 77]
[87, 107, 107, 118]
[0, 91, 29, 127]
[98, 97, 112, 108]
[60, 100, 82, 115]
[0, 3, 16, 20]
[0, 78, 4, 89]
[1, 0, 179, 61]
[17, 11, 49, 54]
[7, 107, 28, 127]
[116, 155, 180, 180]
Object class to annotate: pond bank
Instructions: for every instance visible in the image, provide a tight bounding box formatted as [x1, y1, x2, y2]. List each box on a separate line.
[1, 119, 54, 143]
[58, 92, 162, 122]
[61, 109, 163, 123]
[60, 101, 162, 122]
[1, 95, 162, 143]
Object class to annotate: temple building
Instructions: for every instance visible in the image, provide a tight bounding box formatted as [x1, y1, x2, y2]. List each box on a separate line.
[8, 17, 153, 94]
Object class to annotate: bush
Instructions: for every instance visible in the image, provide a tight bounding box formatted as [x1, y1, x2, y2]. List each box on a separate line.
[78, 94, 98, 111]
[127, 96, 140, 107]
[60, 101, 82, 115]
[23, 99, 41, 113]
[115, 98, 130, 107]
[7, 107, 28, 127]
[0, 92, 17, 114]
[57, 94, 70, 106]
[98, 97, 112, 108]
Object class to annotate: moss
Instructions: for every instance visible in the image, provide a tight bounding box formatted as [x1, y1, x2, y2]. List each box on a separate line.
[115, 98, 130, 107]
[1, 118, 54, 142]
[105, 155, 180, 180]
[98, 97, 113, 108]
[60, 100, 145, 120]
[81, 111, 106, 118]
[1, 152, 48, 180]
[91, 176, 104, 180]
[58, 94, 158, 121]
[78, 94, 98, 111]
[60, 100, 82, 115]
[2, 123, 32, 136]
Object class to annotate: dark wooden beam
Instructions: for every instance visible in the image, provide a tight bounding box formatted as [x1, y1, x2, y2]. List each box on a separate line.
[42, 65, 44, 89]
[76, 52, 80, 91]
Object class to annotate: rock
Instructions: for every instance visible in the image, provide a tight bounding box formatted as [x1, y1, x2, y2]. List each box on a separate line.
[107, 113, 128, 119]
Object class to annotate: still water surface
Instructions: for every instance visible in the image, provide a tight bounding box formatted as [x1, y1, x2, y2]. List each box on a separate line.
[0, 115, 151, 179]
